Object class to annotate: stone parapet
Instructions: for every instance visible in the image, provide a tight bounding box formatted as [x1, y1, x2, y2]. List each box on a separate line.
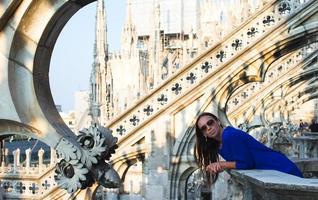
[228, 170, 318, 200]
[295, 158, 318, 178]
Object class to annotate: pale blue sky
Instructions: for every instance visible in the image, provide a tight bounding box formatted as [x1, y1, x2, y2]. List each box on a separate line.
[50, 0, 125, 112]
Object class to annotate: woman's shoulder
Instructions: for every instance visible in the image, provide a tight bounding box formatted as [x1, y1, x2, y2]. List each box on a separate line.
[223, 126, 249, 140]
[223, 126, 237, 138]
[223, 126, 241, 134]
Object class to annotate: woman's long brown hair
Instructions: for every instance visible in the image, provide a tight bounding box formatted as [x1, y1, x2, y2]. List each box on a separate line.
[194, 112, 221, 185]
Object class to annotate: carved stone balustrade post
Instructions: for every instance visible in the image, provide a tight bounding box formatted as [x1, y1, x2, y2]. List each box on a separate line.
[25, 148, 31, 172]
[38, 148, 44, 171]
[13, 148, 20, 174]
[301, 140, 306, 158]
[50, 147, 57, 166]
[0, 148, 7, 174]
[1, 148, 8, 168]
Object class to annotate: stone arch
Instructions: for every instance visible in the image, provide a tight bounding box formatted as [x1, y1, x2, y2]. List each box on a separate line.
[0, 119, 41, 137]
[170, 127, 207, 200]
[178, 166, 197, 200]
[118, 158, 138, 182]
[241, 62, 318, 125]
[169, 113, 202, 200]
[7, 0, 95, 147]
[110, 148, 147, 193]
[113, 154, 145, 195]
[213, 21, 318, 125]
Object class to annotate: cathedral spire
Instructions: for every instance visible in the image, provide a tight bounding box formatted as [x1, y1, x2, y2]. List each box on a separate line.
[126, 0, 133, 26]
[121, 0, 136, 58]
[95, 0, 108, 62]
[89, 0, 113, 126]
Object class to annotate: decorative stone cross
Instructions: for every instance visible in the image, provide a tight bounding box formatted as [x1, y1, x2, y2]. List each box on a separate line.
[232, 39, 242, 51]
[233, 98, 239, 105]
[2, 181, 12, 192]
[186, 72, 196, 84]
[201, 61, 212, 73]
[216, 50, 226, 62]
[171, 83, 182, 95]
[157, 94, 168, 105]
[42, 180, 50, 190]
[247, 27, 258, 37]
[262, 15, 275, 26]
[278, 2, 291, 15]
[130, 115, 140, 126]
[29, 183, 39, 194]
[143, 105, 154, 116]
[116, 125, 126, 135]
[15, 182, 26, 194]
[242, 92, 248, 99]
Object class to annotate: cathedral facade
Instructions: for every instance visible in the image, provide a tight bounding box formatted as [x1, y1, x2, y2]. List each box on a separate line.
[90, 0, 270, 126]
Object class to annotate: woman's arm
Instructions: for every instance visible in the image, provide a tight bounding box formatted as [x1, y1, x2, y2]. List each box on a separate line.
[206, 161, 236, 174]
[220, 161, 236, 169]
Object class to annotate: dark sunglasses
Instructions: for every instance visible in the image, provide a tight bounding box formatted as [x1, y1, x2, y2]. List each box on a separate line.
[200, 119, 216, 132]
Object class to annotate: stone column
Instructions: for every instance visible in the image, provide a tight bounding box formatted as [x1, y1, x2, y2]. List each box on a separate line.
[38, 148, 44, 171]
[1, 148, 8, 168]
[25, 148, 31, 171]
[143, 117, 170, 200]
[303, 140, 308, 158]
[299, 140, 305, 158]
[13, 148, 20, 174]
[315, 141, 318, 158]
[0, 148, 8, 174]
[50, 147, 57, 166]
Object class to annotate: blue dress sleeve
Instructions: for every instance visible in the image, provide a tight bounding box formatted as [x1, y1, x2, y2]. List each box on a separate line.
[221, 128, 255, 169]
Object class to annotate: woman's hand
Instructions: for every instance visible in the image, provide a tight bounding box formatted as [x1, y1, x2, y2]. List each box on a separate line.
[206, 162, 224, 174]
[206, 161, 236, 174]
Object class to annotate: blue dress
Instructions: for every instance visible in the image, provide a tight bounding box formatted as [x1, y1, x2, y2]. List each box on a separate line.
[219, 126, 303, 177]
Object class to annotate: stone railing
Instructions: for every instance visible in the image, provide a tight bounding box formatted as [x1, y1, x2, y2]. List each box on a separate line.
[107, 0, 314, 141]
[213, 168, 318, 200]
[0, 168, 57, 200]
[295, 158, 318, 178]
[0, 147, 58, 199]
[293, 132, 318, 159]
[0, 147, 57, 176]
[231, 170, 318, 199]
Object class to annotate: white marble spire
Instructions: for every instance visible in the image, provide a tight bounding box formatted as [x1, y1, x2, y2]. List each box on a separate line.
[89, 0, 113, 125]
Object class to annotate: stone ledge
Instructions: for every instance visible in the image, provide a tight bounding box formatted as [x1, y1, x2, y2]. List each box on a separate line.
[230, 169, 318, 192]
[224, 169, 318, 199]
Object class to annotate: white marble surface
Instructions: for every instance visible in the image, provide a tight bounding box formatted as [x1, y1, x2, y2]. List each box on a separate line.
[232, 169, 318, 188]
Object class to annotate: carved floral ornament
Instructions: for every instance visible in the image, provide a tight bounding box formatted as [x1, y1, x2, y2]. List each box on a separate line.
[54, 126, 120, 193]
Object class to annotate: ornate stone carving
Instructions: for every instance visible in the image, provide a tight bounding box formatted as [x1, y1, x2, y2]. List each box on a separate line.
[54, 125, 119, 193]
[55, 138, 81, 162]
[78, 126, 111, 168]
[54, 159, 89, 193]
[98, 163, 121, 188]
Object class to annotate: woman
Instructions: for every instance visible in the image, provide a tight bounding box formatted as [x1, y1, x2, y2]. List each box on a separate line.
[194, 112, 303, 185]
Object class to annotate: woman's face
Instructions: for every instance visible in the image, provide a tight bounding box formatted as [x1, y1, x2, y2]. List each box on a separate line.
[197, 115, 222, 141]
